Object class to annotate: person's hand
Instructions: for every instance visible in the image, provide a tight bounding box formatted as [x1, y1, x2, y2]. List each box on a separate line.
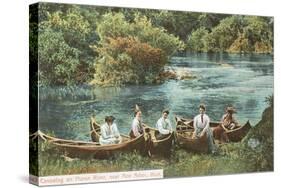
[200, 132, 205, 137]
[192, 133, 196, 139]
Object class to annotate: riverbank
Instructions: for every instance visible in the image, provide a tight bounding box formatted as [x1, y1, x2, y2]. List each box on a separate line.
[32, 103, 273, 177]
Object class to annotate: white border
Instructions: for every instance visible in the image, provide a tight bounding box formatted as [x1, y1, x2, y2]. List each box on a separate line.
[29, 170, 163, 186]
[0, 0, 280, 188]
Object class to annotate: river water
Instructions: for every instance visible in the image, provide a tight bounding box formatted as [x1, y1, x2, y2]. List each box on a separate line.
[39, 53, 273, 141]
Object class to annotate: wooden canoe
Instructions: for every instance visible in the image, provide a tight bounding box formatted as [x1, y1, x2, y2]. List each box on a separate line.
[175, 116, 251, 142]
[90, 118, 174, 157]
[176, 129, 209, 153]
[30, 128, 146, 159]
[175, 117, 209, 153]
[143, 124, 175, 157]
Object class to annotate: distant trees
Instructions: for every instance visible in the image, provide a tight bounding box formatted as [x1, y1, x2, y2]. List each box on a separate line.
[93, 13, 183, 86]
[93, 37, 166, 85]
[187, 16, 273, 53]
[35, 5, 97, 85]
[31, 3, 274, 86]
[187, 27, 209, 52]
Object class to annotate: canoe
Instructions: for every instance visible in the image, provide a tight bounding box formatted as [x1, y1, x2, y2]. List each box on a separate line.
[175, 116, 251, 142]
[175, 117, 209, 153]
[214, 121, 252, 142]
[143, 124, 175, 157]
[30, 128, 146, 159]
[90, 118, 174, 157]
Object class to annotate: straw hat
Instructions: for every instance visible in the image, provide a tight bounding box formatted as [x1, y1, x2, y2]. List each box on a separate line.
[226, 107, 236, 113]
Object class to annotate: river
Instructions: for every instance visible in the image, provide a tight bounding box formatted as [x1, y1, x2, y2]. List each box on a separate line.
[39, 52, 273, 140]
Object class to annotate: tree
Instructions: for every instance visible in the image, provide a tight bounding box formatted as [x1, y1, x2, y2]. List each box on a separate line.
[187, 27, 209, 52]
[93, 37, 166, 86]
[96, 12, 184, 57]
[204, 16, 245, 52]
[92, 12, 183, 86]
[37, 4, 96, 85]
[38, 29, 81, 85]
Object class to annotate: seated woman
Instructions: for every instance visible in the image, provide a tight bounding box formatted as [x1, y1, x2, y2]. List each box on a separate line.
[213, 106, 238, 143]
[129, 109, 144, 138]
[221, 107, 238, 130]
[99, 116, 122, 145]
[192, 104, 217, 154]
[155, 109, 173, 140]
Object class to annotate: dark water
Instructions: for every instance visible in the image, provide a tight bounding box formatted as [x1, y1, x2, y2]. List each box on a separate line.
[39, 53, 273, 141]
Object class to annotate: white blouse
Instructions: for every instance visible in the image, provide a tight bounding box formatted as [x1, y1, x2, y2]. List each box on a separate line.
[156, 117, 173, 135]
[193, 113, 210, 134]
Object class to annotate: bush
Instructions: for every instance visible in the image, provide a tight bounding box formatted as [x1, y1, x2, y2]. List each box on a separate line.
[92, 12, 183, 86]
[187, 27, 209, 52]
[93, 37, 166, 86]
[37, 5, 96, 85]
[96, 12, 183, 57]
[38, 29, 81, 85]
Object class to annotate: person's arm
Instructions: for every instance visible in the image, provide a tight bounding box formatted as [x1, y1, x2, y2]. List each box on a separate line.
[201, 115, 210, 137]
[100, 125, 110, 139]
[167, 119, 173, 133]
[157, 119, 170, 135]
[232, 116, 238, 126]
[112, 123, 121, 138]
[201, 115, 210, 136]
[220, 114, 228, 130]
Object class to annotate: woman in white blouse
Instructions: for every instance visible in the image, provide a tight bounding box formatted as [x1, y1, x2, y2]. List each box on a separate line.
[130, 110, 144, 138]
[192, 104, 216, 153]
[99, 116, 122, 145]
[155, 109, 173, 139]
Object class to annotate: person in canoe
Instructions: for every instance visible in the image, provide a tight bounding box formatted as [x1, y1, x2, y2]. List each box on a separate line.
[130, 106, 144, 138]
[213, 106, 239, 143]
[192, 104, 216, 154]
[155, 109, 173, 139]
[221, 107, 238, 130]
[99, 116, 122, 145]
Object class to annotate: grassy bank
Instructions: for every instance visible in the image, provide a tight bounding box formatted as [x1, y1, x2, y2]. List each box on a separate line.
[32, 104, 273, 177]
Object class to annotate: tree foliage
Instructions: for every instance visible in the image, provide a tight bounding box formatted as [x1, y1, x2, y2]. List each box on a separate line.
[92, 12, 183, 86]
[32, 3, 273, 86]
[93, 37, 166, 86]
[96, 12, 183, 57]
[36, 4, 96, 85]
[188, 16, 273, 53]
[187, 27, 209, 52]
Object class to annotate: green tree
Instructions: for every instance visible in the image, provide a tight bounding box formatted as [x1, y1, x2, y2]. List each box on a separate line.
[96, 12, 183, 57]
[38, 29, 81, 85]
[93, 37, 166, 86]
[187, 27, 209, 52]
[228, 16, 273, 53]
[204, 16, 245, 52]
[92, 12, 183, 86]
[38, 5, 96, 85]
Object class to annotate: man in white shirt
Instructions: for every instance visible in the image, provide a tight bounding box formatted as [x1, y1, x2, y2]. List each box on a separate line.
[192, 104, 216, 153]
[155, 109, 173, 139]
[99, 116, 122, 145]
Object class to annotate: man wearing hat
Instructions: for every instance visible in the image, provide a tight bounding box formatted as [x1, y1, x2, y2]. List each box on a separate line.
[213, 106, 238, 143]
[99, 116, 122, 145]
[221, 106, 238, 130]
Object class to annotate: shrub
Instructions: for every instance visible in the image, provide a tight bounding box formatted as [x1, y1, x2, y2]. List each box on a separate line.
[93, 37, 166, 86]
[187, 27, 209, 52]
